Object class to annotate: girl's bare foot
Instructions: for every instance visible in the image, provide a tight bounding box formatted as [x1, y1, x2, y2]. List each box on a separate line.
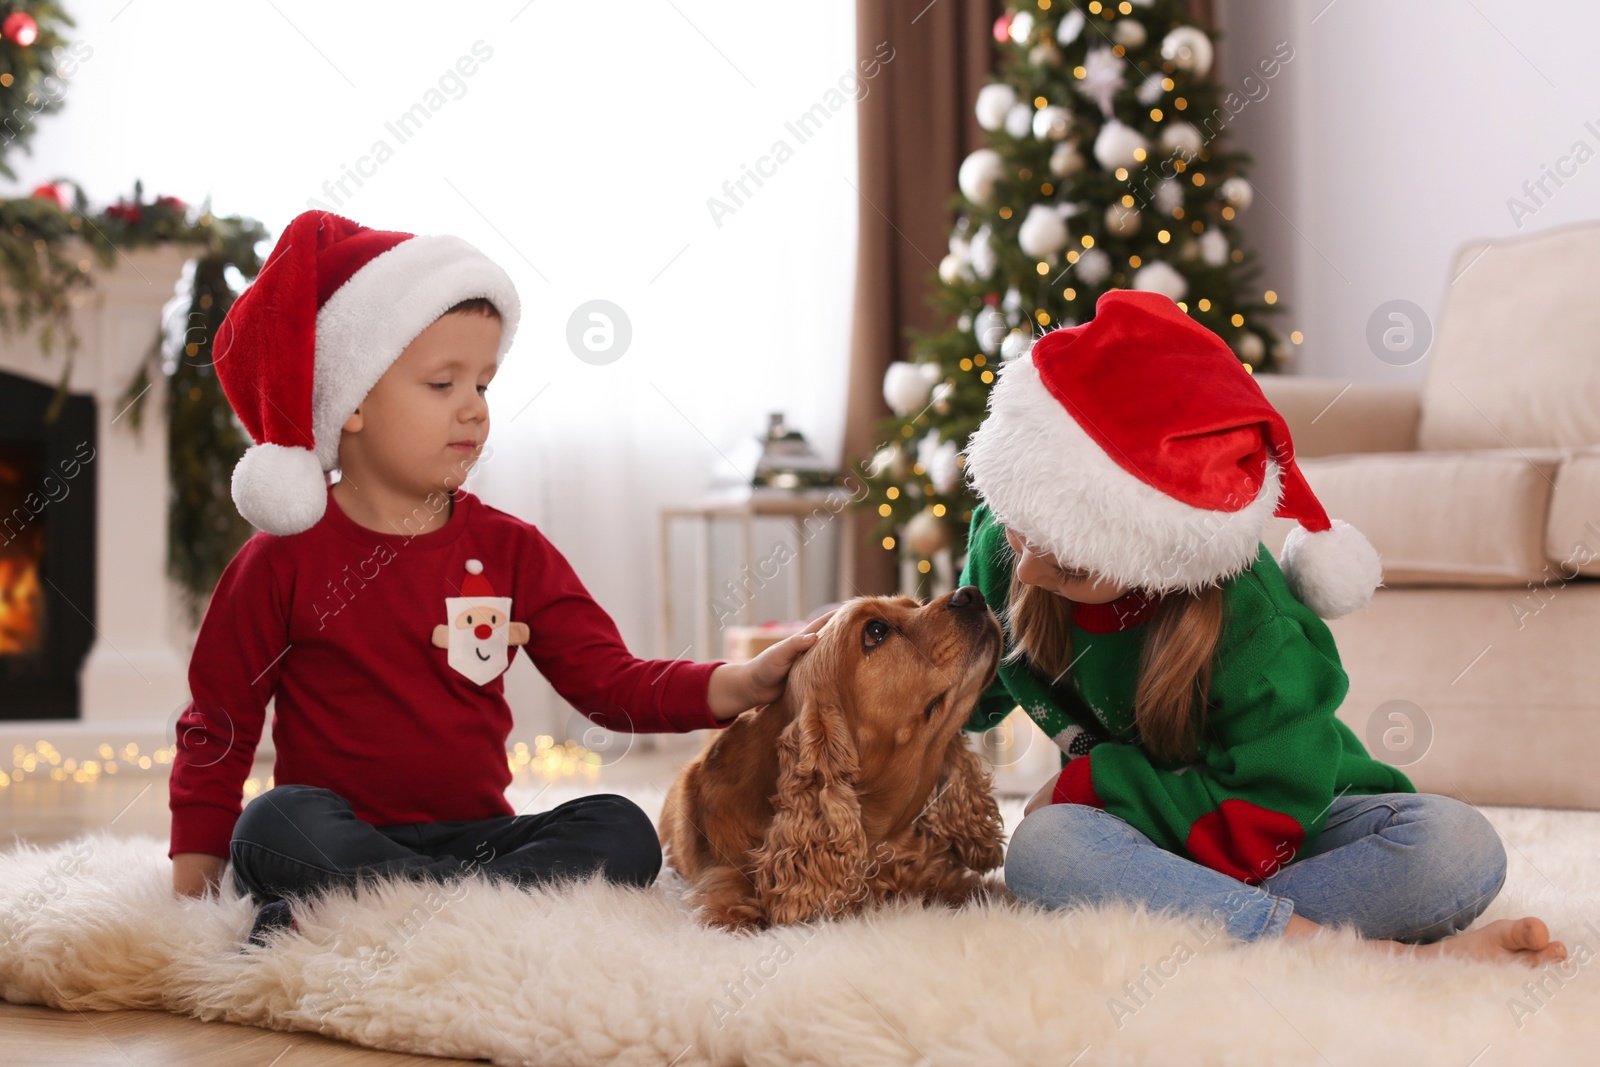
[1408, 917, 1568, 967]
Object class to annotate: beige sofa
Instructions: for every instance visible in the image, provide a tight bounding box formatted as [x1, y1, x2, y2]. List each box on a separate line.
[1257, 218, 1600, 810]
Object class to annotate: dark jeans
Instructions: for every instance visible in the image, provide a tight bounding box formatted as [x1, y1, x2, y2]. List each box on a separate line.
[229, 783, 662, 906]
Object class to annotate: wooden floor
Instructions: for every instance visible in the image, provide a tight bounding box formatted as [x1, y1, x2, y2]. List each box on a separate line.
[0, 752, 691, 1066]
[4, 1001, 487, 1066]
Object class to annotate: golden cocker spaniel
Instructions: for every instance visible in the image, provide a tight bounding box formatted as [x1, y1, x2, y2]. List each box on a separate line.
[660, 586, 1008, 929]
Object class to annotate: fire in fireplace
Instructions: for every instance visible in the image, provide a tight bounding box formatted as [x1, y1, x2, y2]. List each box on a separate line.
[0, 370, 97, 720]
[0, 443, 45, 655]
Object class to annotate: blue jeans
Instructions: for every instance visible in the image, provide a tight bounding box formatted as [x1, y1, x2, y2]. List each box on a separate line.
[1004, 792, 1507, 943]
[229, 783, 662, 907]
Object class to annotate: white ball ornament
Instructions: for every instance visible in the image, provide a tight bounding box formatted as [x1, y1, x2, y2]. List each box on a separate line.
[938, 252, 972, 285]
[917, 431, 962, 494]
[1152, 176, 1184, 215]
[1093, 120, 1148, 170]
[1136, 71, 1166, 106]
[1132, 260, 1188, 303]
[1018, 204, 1070, 260]
[957, 148, 1005, 205]
[869, 445, 906, 480]
[1056, 7, 1086, 44]
[1029, 41, 1063, 68]
[1234, 332, 1266, 366]
[969, 224, 997, 279]
[1161, 26, 1214, 76]
[1049, 141, 1085, 178]
[906, 507, 952, 558]
[1032, 105, 1072, 142]
[882, 361, 941, 417]
[1009, 10, 1036, 43]
[1112, 19, 1147, 48]
[1198, 228, 1230, 267]
[1003, 102, 1034, 139]
[1272, 331, 1296, 369]
[1105, 202, 1141, 237]
[1000, 330, 1033, 362]
[1158, 122, 1204, 162]
[974, 83, 1017, 132]
[1220, 176, 1254, 211]
[1075, 247, 1112, 285]
[973, 305, 1007, 356]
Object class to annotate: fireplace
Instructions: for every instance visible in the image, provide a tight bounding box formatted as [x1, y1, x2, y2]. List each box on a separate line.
[0, 242, 198, 760]
[0, 372, 97, 720]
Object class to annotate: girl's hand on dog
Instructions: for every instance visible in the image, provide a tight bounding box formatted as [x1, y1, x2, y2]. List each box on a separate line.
[707, 608, 836, 720]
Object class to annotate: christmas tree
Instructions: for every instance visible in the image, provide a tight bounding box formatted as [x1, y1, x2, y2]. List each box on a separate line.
[0, 3, 75, 181]
[856, 0, 1299, 593]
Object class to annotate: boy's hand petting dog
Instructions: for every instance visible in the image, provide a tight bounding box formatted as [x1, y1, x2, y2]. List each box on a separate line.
[707, 609, 837, 721]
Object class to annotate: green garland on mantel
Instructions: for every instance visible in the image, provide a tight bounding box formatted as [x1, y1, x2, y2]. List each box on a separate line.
[4, 177, 268, 626]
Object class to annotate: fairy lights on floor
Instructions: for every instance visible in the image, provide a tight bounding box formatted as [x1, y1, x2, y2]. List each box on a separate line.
[2, 734, 601, 792]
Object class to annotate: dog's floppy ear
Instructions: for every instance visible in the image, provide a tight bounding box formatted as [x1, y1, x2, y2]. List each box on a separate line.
[915, 733, 1007, 874]
[751, 689, 871, 925]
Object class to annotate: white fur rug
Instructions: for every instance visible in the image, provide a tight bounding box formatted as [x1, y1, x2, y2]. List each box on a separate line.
[3, 791, 1599, 1066]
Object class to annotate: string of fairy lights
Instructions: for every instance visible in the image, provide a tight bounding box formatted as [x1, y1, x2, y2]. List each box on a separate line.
[2, 735, 601, 793]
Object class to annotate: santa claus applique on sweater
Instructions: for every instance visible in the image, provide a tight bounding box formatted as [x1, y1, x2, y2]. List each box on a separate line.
[432, 558, 529, 685]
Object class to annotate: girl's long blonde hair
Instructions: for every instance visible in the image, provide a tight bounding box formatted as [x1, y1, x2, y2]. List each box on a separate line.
[1003, 562, 1226, 764]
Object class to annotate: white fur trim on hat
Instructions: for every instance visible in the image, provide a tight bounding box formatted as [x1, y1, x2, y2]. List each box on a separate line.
[1280, 519, 1383, 619]
[963, 349, 1282, 594]
[311, 234, 522, 471]
[231, 442, 326, 536]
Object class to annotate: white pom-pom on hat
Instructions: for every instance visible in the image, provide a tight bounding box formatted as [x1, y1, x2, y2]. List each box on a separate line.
[231, 442, 326, 536]
[465, 559, 484, 575]
[1281, 519, 1383, 620]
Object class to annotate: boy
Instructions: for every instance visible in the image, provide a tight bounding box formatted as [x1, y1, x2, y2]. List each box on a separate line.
[169, 211, 823, 942]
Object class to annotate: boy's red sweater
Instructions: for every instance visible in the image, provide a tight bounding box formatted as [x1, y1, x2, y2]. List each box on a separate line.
[168, 485, 727, 858]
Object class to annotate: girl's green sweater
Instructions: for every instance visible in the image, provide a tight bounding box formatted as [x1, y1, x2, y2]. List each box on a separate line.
[960, 503, 1413, 884]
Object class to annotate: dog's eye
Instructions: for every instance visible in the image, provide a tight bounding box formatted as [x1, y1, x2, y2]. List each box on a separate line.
[923, 693, 945, 719]
[863, 619, 891, 647]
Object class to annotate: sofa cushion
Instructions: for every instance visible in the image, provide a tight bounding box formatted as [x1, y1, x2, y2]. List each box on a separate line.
[1546, 448, 1600, 578]
[1254, 376, 1421, 458]
[1263, 449, 1566, 586]
[1417, 222, 1600, 452]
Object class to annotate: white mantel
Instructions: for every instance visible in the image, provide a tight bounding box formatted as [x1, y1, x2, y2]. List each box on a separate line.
[0, 241, 198, 758]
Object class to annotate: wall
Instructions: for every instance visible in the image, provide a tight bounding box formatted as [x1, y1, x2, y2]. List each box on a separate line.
[1216, 0, 1600, 384]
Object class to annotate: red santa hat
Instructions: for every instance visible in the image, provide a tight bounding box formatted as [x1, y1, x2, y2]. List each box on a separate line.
[962, 289, 1382, 619]
[214, 210, 521, 536]
[459, 559, 497, 599]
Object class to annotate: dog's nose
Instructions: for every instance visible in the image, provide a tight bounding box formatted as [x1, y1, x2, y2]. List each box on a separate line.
[949, 585, 985, 611]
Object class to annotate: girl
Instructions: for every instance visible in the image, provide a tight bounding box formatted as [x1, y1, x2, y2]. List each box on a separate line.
[957, 289, 1564, 966]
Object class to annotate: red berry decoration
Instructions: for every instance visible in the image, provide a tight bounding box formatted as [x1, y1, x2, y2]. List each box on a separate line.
[2, 12, 38, 47]
[29, 181, 67, 209]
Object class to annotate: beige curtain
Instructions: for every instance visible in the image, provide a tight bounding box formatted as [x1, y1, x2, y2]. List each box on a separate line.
[841, 0, 1216, 595]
